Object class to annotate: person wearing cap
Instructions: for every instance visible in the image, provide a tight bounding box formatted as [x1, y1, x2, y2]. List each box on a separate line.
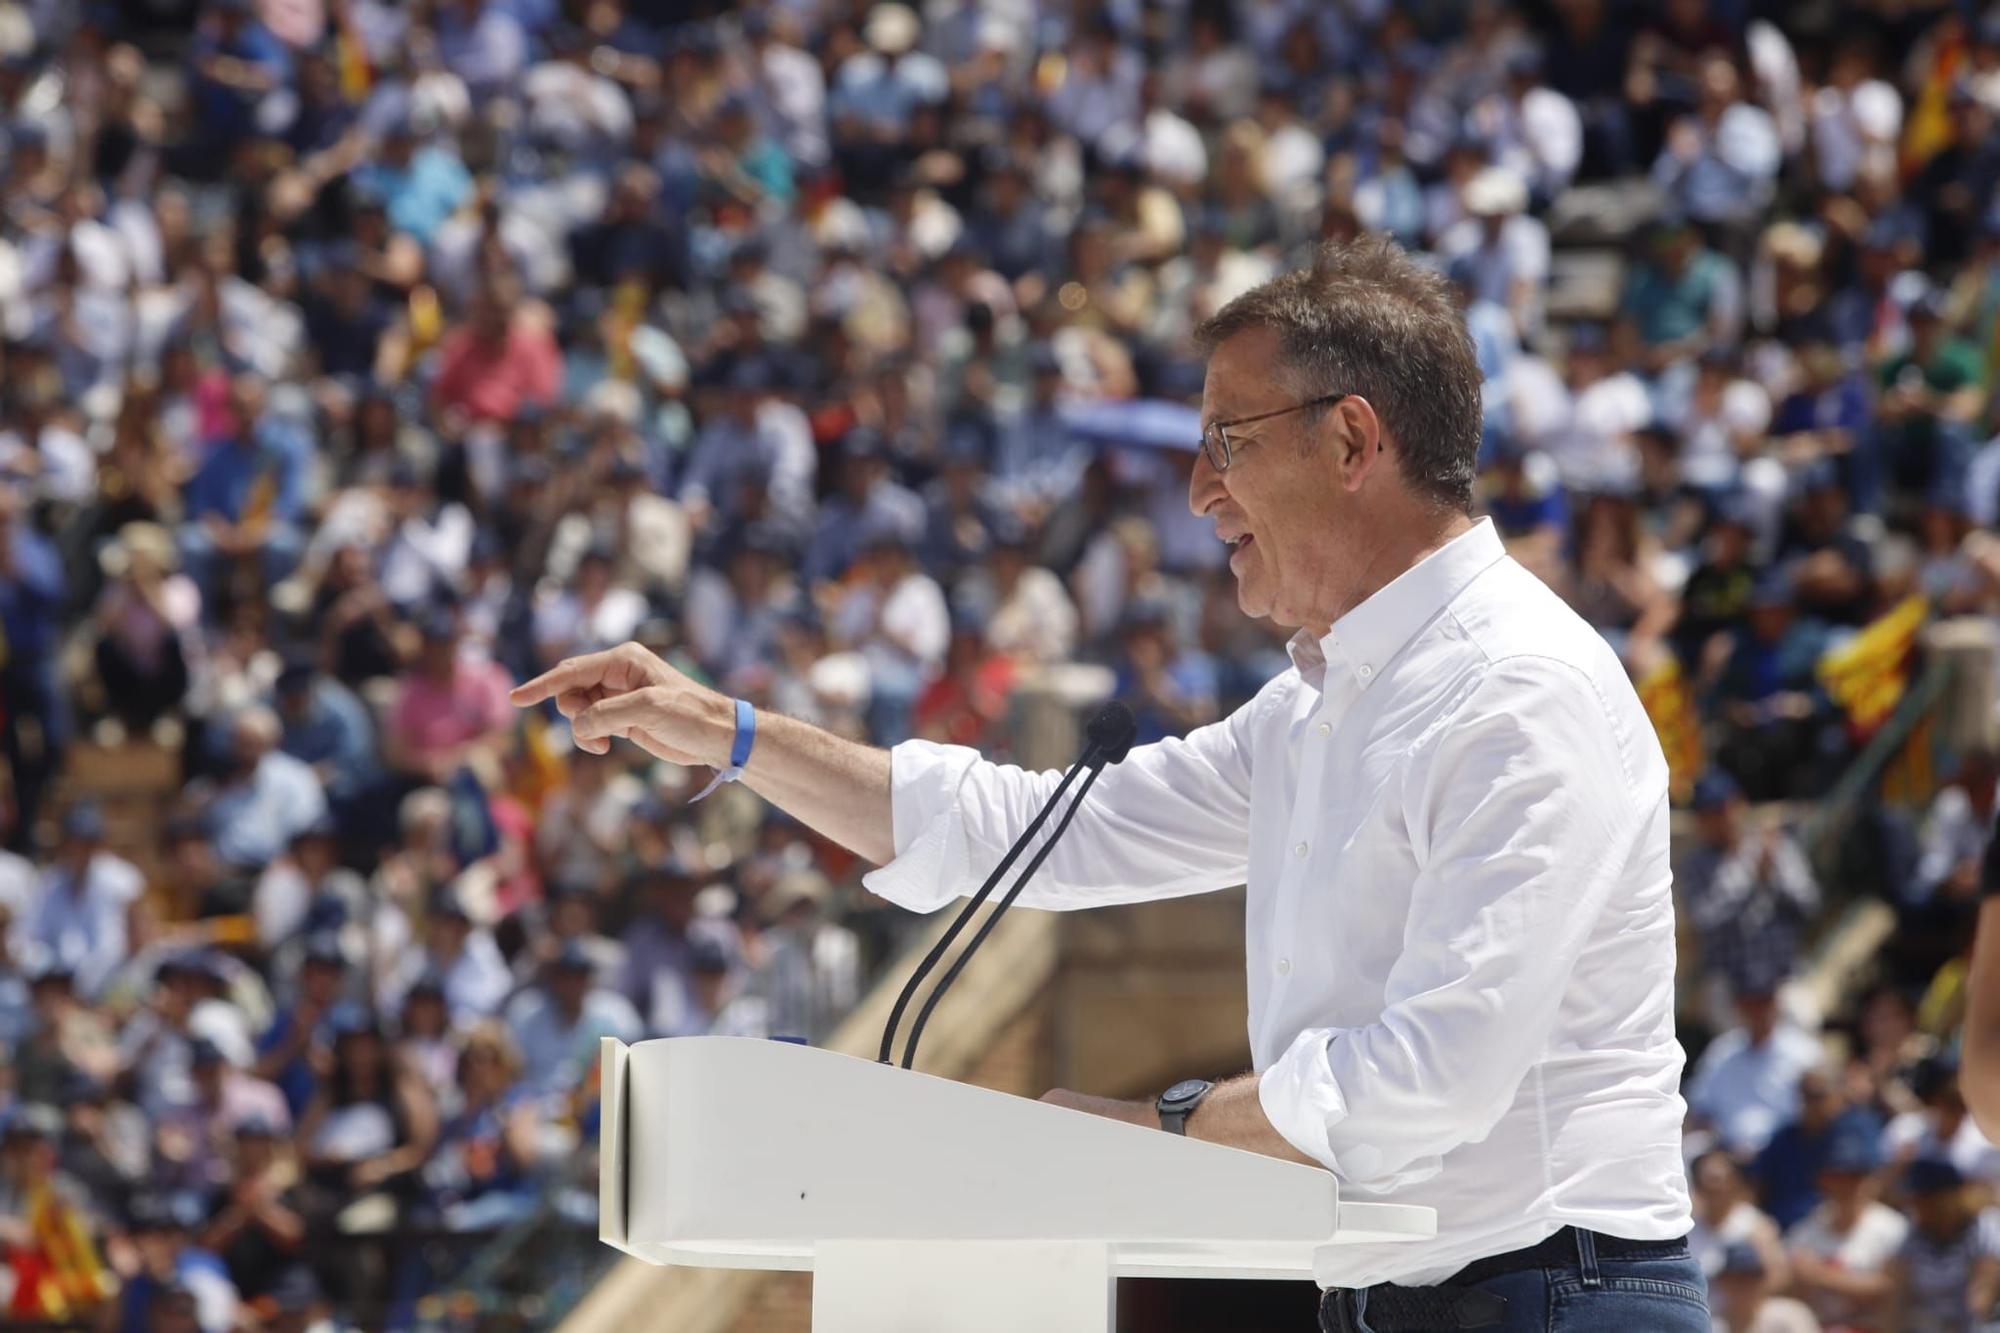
[116, 1189, 242, 1333]
[975, 515, 1079, 666]
[272, 652, 380, 819]
[678, 350, 816, 537]
[803, 428, 926, 586]
[20, 799, 144, 1000]
[198, 705, 330, 874]
[1755, 1060, 1886, 1234]
[1874, 286, 1985, 522]
[1685, 957, 1825, 1159]
[685, 935, 768, 1038]
[384, 606, 515, 787]
[1689, 1148, 1792, 1308]
[0, 1101, 115, 1320]
[429, 270, 562, 427]
[533, 744, 647, 895]
[683, 519, 801, 680]
[377, 886, 511, 1023]
[178, 373, 311, 604]
[751, 868, 861, 1045]
[1884, 1156, 2000, 1332]
[1882, 1055, 2000, 1188]
[1436, 163, 1548, 340]
[1710, 1240, 1820, 1333]
[1679, 768, 1821, 1031]
[253, 934, 350, 1118]
[504, 937, 641, 1097]
[1673, 494, 1763, 667]
[88, 519, 196, 736]
[829, 511, 951, 744]
[155, 1036, 292, 1195]
[1620, 217, 1738, 370]
[530, 538, 649, 667]
[13, 952, 119, 1110]
[519, 238, 1705, 1329]
[199, 1118, 309, 1311]
[1713, 567, 1835, 802]
[618, 859, 732, 1037]
[1785, 1124, 1909, 1331]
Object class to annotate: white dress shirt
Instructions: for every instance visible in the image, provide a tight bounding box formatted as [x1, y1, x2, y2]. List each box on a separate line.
[864, 519, 1693, 1287]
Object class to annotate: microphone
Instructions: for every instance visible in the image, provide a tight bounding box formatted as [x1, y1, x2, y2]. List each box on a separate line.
[897, 703, 1137, 1070]
[877, 712, 1107, 1063]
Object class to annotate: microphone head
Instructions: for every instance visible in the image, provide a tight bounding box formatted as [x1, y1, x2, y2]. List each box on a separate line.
[1084, 701, 1138, 766]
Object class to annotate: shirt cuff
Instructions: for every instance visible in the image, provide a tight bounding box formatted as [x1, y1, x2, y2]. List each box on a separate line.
[1258, 1026, 1349, 1172]
[859, 739, 983, 914]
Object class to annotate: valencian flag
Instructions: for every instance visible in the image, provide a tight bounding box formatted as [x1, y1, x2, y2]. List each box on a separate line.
[1635, 656, 1704, 808]
[1817, 594, 1929, 738]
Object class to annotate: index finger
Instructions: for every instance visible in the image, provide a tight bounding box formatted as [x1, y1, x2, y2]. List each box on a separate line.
[510, 651, 616, 707]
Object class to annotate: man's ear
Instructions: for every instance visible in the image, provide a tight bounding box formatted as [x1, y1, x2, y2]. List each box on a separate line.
[1330, 396, 1382, 493]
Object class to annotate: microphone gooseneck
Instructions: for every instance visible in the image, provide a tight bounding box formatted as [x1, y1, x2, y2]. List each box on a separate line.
[895, 703, 1137, 1071]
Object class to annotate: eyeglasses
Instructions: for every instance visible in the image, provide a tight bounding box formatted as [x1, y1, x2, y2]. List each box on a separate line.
[1199, 393, 1350, 473]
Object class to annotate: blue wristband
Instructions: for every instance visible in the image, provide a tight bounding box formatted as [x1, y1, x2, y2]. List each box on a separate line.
[690, 699, 756, 803]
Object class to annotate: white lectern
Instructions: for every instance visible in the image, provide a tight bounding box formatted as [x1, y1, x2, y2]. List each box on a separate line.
[598, 1036, 1434, 1332]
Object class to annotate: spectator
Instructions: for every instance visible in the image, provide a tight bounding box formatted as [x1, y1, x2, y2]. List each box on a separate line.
[1786, 1126, 1910, 1332]
[420, 1021, 545, 1232]
[197, 1120, 308, 1308]
[109, 1191, 240, 1333]
[1687, 971, 1826, 1159]
[747, 870, 860, 1046]
[1710, 1240, 1823, 1333]
[1756, 1062, 1886, 1232]
[1882, 1057, 2000, 1189]
[1884, 1157, 2000, 1333]
[505, 941, 641, 1098]
[383, 610, 513, 789]
[293, 1007, 437, 1228]
[22, 802, 144, 1000]
[1680, 771, 1822, 1029]
[428, 273, 562, 428]
[195, 707, 329, 876]
[377, 890, 510, 1024]
[88, 521, 198, 739]
[1691, 1147, 1793, 1297]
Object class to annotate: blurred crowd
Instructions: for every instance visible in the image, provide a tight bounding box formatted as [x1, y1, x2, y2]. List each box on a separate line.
[2, 0, 2000, 1328]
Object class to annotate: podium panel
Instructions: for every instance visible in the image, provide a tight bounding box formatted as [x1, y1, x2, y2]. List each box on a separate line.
[599, 1037, 1435, 1330]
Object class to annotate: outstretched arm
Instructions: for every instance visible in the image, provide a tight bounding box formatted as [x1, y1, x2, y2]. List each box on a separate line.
[511, 643, 896, 865]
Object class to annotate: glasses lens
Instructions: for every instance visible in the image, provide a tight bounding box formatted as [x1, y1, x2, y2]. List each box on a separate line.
[1203, 423, 1229, 472]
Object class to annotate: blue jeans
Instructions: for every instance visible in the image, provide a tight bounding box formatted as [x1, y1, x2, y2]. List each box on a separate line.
[1323, 1229, 1710, 1332]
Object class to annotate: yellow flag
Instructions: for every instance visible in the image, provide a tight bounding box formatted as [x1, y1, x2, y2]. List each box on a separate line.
[1818, 594, 1928, 735]
[1636, 656, 1704, 807]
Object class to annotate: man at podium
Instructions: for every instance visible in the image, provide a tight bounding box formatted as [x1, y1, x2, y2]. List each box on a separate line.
[513, 238, 1702, 1332]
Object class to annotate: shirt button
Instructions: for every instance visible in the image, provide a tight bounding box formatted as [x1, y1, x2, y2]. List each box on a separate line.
[1316, 721, 1331, 737]
[1294, 841, 1309, 858]
[1359, 665, 1374, 680]
[1275, 958, 1292, 977]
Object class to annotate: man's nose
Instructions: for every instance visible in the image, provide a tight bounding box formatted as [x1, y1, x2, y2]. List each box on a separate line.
[1187, 446, 1224, 517]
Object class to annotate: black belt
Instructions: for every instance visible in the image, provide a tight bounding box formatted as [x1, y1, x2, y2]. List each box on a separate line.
[1320, 1227, 1692, 1333]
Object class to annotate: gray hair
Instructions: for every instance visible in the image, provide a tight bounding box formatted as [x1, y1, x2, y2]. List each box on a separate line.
[1193, 237, 1484, 512]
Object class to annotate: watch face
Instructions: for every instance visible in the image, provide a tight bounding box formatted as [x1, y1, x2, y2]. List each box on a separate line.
[1165, 1079, 1207, 1105]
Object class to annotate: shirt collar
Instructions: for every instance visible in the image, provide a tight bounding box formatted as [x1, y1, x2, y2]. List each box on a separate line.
[1285, 518, 1506, 693]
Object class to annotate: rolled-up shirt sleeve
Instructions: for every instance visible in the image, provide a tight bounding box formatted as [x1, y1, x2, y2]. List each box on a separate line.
[1258, 661, 1659, 1192]
[861, 693, 1264, 914]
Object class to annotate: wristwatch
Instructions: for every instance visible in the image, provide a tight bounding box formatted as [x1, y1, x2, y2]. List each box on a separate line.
[1156, 1078, 1215, 1135]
